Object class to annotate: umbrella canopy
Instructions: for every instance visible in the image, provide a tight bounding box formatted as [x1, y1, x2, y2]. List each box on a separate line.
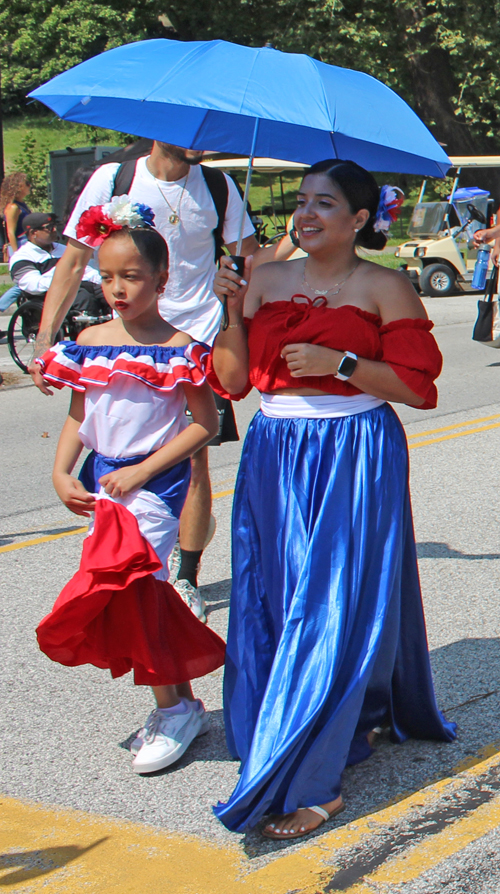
[30, 39, 450, 177]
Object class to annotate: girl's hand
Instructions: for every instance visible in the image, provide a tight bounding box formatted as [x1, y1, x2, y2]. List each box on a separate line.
[99, 465, 148, 498]
[281, 343, 341, 377]
[53, 473, 96, 517]
[213, 255, 252, 318]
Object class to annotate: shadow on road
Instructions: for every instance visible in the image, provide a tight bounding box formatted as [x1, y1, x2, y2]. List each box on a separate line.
[417, 541, 500, 560]
[0, 838, 107, 886]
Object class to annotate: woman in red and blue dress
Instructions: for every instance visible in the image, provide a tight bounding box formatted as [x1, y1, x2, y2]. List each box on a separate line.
[36, 198, 225, 775]
[210, 160, 456, 838]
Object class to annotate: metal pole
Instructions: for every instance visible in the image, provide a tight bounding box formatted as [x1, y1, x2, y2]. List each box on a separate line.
[236, 119, 260, 255]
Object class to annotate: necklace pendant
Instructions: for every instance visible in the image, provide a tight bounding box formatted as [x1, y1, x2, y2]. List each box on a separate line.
[169, 212, 180, 225]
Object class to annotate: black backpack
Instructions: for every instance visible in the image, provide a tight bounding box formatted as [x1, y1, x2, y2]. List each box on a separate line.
[111, 160, 229, 262]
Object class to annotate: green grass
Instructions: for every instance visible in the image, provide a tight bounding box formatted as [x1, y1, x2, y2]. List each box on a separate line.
[0, 265, 8, 276]
[0, 282, 14, 296]
[3, 114, 125, 172]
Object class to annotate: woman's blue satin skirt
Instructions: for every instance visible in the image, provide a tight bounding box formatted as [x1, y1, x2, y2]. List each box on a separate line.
[214, 403, 456, 832]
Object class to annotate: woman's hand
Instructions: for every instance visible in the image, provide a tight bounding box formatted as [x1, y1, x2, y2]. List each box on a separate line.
[98, 465, 148, 498]
[53, 473, 96, 517]
[213, 255, 252, 320]
[473, 226, 499, 247]
[281, 343, 340, 377]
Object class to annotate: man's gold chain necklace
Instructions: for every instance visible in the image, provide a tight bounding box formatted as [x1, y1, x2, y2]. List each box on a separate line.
[155, 169, 190, 225]
[302, 259, 360, 296]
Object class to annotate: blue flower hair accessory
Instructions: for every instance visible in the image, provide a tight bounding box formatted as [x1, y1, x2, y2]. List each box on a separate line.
[374, 185, 404, 234]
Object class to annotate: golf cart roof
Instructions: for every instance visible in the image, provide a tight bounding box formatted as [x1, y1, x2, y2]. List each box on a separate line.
[449, 156, 500, 168]
[203, 157, 308, 172]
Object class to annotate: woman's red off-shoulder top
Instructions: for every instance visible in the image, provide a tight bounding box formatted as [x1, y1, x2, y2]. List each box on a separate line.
[208, 295, 443, 410]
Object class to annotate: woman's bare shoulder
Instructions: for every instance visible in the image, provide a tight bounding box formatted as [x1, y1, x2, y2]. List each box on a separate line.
[360, 259, 428, 323]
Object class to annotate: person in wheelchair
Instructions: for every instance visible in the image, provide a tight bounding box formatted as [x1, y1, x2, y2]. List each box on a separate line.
[8, 212, 105, 319]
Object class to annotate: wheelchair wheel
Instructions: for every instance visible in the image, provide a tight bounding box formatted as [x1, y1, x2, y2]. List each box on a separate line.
[7, 300, 44, 372]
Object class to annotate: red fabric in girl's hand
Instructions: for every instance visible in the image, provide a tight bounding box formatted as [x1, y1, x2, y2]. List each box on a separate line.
[36, 499, 225, 685]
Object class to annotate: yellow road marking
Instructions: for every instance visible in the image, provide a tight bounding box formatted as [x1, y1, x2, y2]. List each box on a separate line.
[0, 527, 88, 554]
[342, 797, 500, 893]
[409, 421, 500, 449]
[407, 411, 500, 438]
[2, 745, 500, 893]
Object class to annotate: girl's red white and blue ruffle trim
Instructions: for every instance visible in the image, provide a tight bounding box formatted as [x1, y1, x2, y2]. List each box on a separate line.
[36, 340, 209, 392]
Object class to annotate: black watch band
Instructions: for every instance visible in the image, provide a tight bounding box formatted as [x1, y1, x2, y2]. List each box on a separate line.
[335, 351, 358, 381]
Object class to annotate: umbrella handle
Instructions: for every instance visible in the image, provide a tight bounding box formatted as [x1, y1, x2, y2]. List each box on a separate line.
[221, 255, 245, 331]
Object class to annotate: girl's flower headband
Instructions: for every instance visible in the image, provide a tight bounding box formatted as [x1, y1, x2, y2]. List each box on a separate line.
[374, 185, 404, 234]
[76, 195, 155, 247]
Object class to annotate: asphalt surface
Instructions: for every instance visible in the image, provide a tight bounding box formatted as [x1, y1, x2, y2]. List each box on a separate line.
[2, 293, 500, 888]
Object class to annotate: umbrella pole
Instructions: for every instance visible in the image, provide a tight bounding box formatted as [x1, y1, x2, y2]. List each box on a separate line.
[222, 120, 259, 330]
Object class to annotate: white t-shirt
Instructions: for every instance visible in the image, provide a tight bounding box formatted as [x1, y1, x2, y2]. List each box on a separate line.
[65, 157, 255, 344]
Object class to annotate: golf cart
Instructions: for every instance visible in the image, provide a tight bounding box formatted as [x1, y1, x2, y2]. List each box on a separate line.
[395, 156, 499, 296]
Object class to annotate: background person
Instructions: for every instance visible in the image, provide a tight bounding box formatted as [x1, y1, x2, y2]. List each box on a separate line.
[9, 212, 102, 303]
[1, 171, 31, 254]
[28, 140, 259, 623]
[210, 159, 456, 838]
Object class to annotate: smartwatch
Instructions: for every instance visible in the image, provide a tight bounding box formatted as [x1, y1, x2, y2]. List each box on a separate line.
[335, 351, 358, 381]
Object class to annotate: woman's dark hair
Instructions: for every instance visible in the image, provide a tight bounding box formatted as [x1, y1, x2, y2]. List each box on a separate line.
[305, 159, 386, 251]
[106, 226, 169, 278]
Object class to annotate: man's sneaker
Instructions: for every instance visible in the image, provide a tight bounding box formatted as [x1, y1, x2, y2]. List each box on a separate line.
[168, 542, 181, 583]
[131, 702, 202, 773]
[130, 698, 209, 755]
[174, 578, 207, 624]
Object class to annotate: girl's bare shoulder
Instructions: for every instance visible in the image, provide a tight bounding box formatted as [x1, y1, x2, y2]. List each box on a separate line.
[76, 319, 122, 345]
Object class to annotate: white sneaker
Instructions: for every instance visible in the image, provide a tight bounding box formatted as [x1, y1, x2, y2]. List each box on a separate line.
[130, 698, 209, 755]
[131, 702, 202, 773]
[174, 578, 207, 624]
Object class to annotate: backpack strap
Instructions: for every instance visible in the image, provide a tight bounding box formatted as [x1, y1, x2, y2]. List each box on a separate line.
[200, 165, 229, 262]
[111, 160, 138, 197]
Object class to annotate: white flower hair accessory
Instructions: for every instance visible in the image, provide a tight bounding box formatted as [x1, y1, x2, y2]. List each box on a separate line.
[374, 185, 404, 234]
[103, 195, 155, 228]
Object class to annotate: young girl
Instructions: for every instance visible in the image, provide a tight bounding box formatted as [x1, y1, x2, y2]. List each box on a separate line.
[36, 198, 225, 774]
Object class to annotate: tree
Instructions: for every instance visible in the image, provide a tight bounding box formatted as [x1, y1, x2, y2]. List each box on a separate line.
[0, 0, 172, 114]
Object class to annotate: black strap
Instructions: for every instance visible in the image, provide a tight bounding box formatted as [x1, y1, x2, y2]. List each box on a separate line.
[200, 165, 229, 262]
[111, 160, 138, 197]
[485, 265, 499, 303]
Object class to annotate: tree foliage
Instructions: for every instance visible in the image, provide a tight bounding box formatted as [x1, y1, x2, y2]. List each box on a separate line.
[0, 0, 170, 114]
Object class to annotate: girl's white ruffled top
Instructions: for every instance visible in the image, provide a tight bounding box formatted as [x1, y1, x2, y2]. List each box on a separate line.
[37, 341, 209, 459]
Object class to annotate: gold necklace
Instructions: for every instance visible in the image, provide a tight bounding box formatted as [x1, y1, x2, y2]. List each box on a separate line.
[155, 169, 190, 225]
[302, 260, 360, 297]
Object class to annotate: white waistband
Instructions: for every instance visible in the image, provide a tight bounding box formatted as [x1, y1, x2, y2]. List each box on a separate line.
[260, 393, 385, 418]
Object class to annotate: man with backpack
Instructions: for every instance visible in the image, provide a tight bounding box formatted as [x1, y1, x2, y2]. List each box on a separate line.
[29, 140, 259, 621]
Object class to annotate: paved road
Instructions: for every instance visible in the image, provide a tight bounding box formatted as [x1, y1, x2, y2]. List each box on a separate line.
[2, 294, 500, 892]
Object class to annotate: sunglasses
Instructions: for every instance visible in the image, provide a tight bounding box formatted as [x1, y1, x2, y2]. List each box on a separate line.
[37, 224, 57, 232]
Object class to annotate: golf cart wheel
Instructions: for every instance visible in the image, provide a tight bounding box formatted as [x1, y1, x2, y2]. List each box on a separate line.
[419, 263, 456, 297]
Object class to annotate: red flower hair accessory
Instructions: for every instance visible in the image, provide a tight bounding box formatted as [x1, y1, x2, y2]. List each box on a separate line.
[76, 206, 122, 247]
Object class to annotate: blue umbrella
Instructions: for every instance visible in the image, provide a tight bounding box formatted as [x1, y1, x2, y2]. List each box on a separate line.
[30, 39, 450, 178]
